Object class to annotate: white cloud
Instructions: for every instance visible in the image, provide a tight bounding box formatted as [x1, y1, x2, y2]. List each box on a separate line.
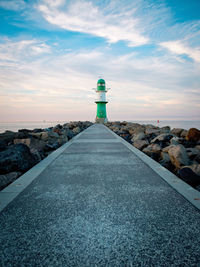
[37, 0, 148, 47]
[0, 39, 51, 61]
[0, 37, 199, 121]
[160, 40, 200, 63]
[0, 0, 26, 10]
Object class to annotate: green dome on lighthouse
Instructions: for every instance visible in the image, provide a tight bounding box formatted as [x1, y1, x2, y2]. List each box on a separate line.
[97, 78, 106, 91]
[97, 79, 105, 84]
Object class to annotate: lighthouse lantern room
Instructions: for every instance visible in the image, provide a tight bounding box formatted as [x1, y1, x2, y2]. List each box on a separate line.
[95, 78, 109, 123]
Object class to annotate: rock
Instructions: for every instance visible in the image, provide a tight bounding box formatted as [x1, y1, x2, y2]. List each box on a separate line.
[72, 126, 81, 134]
[0, 131, 17, 145]
[0, 144, 37, 174]
[29, 131, 49, 140]
[179, 138, 197, 148]
[14, 138, 46, 152]
[159, 152, 173, 170]
[171, 128, 184, 137]
[14, 138, 31, 147]
[32, 128, 44, 133]
[48, 131, 60, 138]
[133, 140, 149, 150]
[131, 132, 146, 142]
[134, 126, 145, 135]
[187, 164, 200, 176]
[44, 143, 59, 151]
[120, 127, 130, 133]
[162, 145, 176, 153]
[178, 167, 200, 187]
[53, 128, 62, 135]
[57, 136, 68, 145]
[145, 128, 160, 135]
[143, 144, 162, 155]
[119, 132, 131, 142]
[67, 122, 79, 129]
[66, 129, 76, 140]
[170, 137, 180, 146]
[186, 128, 200, 142]
[0, 172, 21, 190]
[109, 126, 120, 133]
[180, 130, 188, 138]
[168, 144, 190, 169]
[142, 144, 161, 161]
[40, 132, 49, 141]
[128, 128, 135, 136]
[151, 133, 173, 143]
[160, 126, 171, 133]
[186, 148, 200, 159]
[0, 140, 7, 152]
[194, 146, 200, 163]
[18, 129, 32, 134]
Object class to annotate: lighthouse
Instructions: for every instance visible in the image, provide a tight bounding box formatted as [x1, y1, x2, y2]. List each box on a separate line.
[95, 78, 109, 123]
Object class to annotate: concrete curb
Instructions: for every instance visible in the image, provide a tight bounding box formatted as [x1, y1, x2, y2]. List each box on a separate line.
[0, 127, 92, 213]
[105, 124, 200, 211]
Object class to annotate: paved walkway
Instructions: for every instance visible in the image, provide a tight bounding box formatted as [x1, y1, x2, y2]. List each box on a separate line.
[0, 124, 200, 267]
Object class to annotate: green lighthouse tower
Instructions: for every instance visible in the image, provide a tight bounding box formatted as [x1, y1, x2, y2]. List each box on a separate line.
[95, 78, 108, 123]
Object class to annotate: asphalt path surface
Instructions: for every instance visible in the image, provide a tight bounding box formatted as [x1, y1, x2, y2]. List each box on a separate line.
[0, 124, 200, 266]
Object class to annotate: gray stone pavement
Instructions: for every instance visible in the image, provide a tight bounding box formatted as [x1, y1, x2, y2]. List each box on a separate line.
[0, 124, 200, 267]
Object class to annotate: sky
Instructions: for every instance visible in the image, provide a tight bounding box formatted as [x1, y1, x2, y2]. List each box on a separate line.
[0, 0, 200, 122]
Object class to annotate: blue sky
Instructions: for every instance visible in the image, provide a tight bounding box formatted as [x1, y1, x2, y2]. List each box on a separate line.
[0, 0, 200, 122]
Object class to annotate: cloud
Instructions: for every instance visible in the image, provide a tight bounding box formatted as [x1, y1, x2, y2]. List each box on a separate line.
[160, 40, 200, 63]
[0, 36, 199, 121]
[37, 0, 148, 47]
[0, 0, 26, 11]
[0, 39, 51, 62]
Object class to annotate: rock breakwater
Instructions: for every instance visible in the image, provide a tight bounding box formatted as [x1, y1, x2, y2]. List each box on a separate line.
[105, 121, 200, 191]
[0, 121, 93, 190]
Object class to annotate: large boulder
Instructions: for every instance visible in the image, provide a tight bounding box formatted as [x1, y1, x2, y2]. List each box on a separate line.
[186, 147, 200, 160]
[14, 137, 46, 150]
[186, 128, 200, 142]
[168, 144, 190, 169]
[171, 128, 184, 137]
[131, 132, 146, 142]
[186, 164, 200, 176]
[134, 125, 145, 135]
[0, 172, 21, 190]
[0, 144, 37, 174]
[145, 128, 160, 135]
[160, 126, 171, 133]
[180, 130, 188, 138]
[29, 131, 49, 141]
[170, 137, 180, 146]
[151, 133, 173, 144]
[57, 136, 68, 145]
[142, 143, 162, 161]
[178, 167, 200, 188]
[159, 152, 173, 170]
[0, 131, 28, 145]
[128, 128, 135, 136]
[133, 140, 149, 150]
[14, 138, 31, 147]
[143, 143, 162, 154]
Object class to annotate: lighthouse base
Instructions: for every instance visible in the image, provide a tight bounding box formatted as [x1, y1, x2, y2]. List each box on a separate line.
[95, 117, 108, 123]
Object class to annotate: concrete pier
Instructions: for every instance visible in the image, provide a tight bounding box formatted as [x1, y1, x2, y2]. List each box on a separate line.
[0, 124, 200, 266]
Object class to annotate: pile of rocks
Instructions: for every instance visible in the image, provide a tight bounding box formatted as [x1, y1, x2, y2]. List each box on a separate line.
[105, 121, 200, 190]
[0, 121, 93, 190]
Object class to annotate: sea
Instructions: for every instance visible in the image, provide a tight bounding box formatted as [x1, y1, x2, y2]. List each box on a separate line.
[0, 120, 200, 133]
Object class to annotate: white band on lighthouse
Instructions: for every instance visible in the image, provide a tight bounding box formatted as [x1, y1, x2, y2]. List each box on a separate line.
[96, 91, 106, 102]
